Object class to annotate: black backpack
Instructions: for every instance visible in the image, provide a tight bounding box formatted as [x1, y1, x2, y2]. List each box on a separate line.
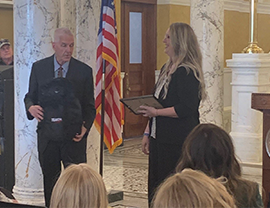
[38, 78, 83, 141]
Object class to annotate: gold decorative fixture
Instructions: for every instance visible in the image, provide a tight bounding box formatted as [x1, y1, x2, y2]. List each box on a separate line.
[242, 0, 264, 53]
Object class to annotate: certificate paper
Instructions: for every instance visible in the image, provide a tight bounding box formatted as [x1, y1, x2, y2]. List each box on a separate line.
[120, 95, 163, 115]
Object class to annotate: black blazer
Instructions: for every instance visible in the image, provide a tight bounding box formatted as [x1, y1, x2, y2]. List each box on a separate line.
[155, 66, 201, 145]
[24, 55, 96, 132]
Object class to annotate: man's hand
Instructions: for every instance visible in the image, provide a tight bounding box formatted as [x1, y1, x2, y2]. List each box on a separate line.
[73, 125, 87, 142]
[28, 105, 44, 122]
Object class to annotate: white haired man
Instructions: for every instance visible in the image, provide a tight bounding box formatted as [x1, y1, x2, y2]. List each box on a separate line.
[24, 28, 96, 207]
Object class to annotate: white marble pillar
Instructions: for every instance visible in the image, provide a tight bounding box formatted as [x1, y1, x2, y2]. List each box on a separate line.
[59, 0, 101, 172]
[59, 0, 76, 34]
[59, 0, 100, 66]
[190, 0, 224, 126]
[226, 54, 270, 174]
[74, 0, 101, 173]
[59, 0, 76, 55]
[13, 0, 60, 205]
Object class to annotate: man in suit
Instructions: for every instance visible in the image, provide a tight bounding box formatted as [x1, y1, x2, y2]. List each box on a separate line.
[24, 28, 96, 207]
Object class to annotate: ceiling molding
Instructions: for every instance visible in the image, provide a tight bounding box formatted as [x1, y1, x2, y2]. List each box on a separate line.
[157, 0, 189, 6]
[1, 0, 270, 14]
[0, 0, 13, 9]
[157, 0, 270, 14]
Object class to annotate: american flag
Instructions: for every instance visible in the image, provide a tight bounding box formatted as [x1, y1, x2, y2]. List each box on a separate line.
[95, 0, 123, 154]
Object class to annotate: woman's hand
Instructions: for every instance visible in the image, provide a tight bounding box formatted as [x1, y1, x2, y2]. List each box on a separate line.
[142, 135, 150, 155]
[138, 105, 158, 118]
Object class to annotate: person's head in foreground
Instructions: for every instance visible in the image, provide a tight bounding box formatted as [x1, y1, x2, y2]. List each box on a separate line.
[152, 169, 235, 208]
[176, 123, 263, 208]
[50, 163, 108, 208]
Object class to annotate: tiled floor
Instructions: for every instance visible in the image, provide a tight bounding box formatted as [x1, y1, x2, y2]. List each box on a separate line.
[104, 137, 148, 208]
[104, 137, 262, 208]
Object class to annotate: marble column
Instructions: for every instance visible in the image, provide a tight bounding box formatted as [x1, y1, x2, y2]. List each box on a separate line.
[59, 0, 76, 33]
[59, 0, 101, 172]
[73, 0, 101, 173]
[59, 0, 100, 66]
[59, 0, 76, 55]
[13, 0, 60, 205]
[226, 53, 270, 175]
[190, 0, 224, 126]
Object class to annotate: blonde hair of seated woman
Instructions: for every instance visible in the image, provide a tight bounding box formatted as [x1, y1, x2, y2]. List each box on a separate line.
[152, 169, 235, 208]
[50, 163, 108, 208]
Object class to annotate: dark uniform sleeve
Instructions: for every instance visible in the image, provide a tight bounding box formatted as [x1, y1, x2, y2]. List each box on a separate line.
[24, 63, 38, 120]
[82, 66, 96, 131]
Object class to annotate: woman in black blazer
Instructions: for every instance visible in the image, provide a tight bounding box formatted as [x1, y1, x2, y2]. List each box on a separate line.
[138, 22, 206, 205]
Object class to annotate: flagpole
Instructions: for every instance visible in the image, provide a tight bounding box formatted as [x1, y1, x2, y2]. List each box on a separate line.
[100, 59, 106, 176]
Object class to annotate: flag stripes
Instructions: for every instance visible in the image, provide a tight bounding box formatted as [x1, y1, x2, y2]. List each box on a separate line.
[95, 0, 123, 154]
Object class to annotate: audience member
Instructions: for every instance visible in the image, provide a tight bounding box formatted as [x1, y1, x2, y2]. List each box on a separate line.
[152, 169, 235, 208]
[0, 39, 13, 65]
[176, 123, 263, 208]
[50, 163, 108, 208]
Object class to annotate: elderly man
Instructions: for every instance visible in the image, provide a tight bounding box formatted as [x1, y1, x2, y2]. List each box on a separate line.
[0, 39, 13, 65]
[24, 28, 96, 207]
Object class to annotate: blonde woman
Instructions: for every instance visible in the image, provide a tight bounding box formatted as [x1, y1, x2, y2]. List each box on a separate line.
[138, 22, 206, 205]
[50, 163, 108, 208]
[152, 169, 235, 208]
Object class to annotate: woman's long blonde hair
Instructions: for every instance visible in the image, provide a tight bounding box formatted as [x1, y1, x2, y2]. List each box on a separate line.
[152, 169, 235, 208]
[156, 22, 206, 100]
[50, 163, 108, 208]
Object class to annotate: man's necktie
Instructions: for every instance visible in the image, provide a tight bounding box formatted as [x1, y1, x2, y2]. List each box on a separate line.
[57, 66, 63, 77]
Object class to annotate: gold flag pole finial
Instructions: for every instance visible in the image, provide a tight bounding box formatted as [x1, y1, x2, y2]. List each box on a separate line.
[242, 0, 264, 53]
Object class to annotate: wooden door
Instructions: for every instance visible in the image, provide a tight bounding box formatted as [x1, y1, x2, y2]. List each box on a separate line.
[121, 0, 156, 138]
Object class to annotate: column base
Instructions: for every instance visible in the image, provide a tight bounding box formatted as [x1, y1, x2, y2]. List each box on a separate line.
[240, 162, 262, 186]
[230, 131, 262, 163]
[241, 162, 262, 176]
[12, 186, 45, 207]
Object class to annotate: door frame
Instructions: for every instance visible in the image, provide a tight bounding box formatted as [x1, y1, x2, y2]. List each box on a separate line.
[121, 0, 157, 138]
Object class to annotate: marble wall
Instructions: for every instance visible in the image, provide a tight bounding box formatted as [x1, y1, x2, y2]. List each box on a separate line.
[13, 0, 60, 204]
[190, 0, 224, 125]
[59, 0, 102, 172]
[72, 0, 101, 173]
